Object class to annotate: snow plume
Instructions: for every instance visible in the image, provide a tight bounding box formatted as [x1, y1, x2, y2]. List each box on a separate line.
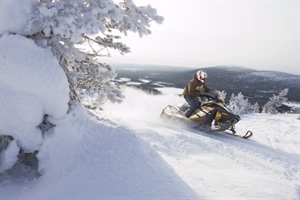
[101, 86, 183, 124]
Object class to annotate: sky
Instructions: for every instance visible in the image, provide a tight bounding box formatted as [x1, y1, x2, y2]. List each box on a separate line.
[102, 0, 299, 75]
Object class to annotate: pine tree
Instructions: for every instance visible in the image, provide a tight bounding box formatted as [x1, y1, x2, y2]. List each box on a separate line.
[25, 0, 163, 108]
[263, 88, 289, 114]
[251, 102, 260, 113]
[228, 92, 259, 114]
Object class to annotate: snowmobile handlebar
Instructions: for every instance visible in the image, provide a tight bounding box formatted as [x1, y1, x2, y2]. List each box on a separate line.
[200, 91, 215, 98]
[200, 91, 224, 104]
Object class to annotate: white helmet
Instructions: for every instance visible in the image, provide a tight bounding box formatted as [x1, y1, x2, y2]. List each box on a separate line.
[196, 70, 207, 82]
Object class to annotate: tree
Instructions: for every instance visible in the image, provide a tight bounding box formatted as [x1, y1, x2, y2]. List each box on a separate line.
[228, 92, 259, 114]
[263, 88, 289, 114]
[26, 0, 163, 108]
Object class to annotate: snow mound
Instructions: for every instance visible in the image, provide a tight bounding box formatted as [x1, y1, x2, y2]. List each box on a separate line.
[1, 106, 199, 199]
[0, 140, 19, 172]
[0, 34, 69, 153]
[0, 1, 37, 36]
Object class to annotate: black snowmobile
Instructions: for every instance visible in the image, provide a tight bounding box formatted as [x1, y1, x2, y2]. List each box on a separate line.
[160, 90, 253, 139]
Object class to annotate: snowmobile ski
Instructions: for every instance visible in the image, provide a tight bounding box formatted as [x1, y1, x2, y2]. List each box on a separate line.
[223, 130, 253, 139]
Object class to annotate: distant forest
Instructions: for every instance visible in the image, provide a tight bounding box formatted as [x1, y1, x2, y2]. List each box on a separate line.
[114, 64, 300, 106]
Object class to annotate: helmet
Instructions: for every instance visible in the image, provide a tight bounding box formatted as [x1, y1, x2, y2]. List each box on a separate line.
[196, 70, 207, 82]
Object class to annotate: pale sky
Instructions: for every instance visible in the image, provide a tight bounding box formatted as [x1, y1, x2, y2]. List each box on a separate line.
[103, 0, 299, 75]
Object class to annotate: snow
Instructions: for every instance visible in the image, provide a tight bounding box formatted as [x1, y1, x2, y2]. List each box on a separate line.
[0, 35, 69, 119]
[0, 34, 69, 162]
[116, 77, 131, 82]
[286, 101, 300, 108]
[2, 105, 195, 199]
[1, 65, 300, 200]
[0, 1, 299, 199]
[1, 55, 299, 198]
[0, 34, 198, 199]
[100, 87, 300, 199]
[0, 1, 37, 36]
[0, 140, 18, 172]
[139, 78, 151, 83]
[126, 81, 142, 86]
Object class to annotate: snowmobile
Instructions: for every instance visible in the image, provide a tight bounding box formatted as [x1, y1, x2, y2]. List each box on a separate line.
[160, 90, 253, 139]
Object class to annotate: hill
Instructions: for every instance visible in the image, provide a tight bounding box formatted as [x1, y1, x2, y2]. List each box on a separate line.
[2, 87, 299, 200]
[114, 64, 300, 105]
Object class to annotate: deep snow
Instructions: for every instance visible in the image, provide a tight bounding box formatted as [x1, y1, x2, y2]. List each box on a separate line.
[1, 104, 200, 199]
[100, 87, 300, 199]
[0, 0, 299, 199]
[1, 86, 299, 199]
[0, 2, 198, 198]
[0, 34, 69, 171]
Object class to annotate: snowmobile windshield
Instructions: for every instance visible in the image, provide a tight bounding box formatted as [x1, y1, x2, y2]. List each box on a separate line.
[212, 90, 225, 103]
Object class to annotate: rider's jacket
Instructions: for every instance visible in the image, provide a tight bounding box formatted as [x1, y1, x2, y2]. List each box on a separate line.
[182, 75, 211, 98]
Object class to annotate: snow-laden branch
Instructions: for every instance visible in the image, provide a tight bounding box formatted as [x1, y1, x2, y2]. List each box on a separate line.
[25, 0, 163, 108]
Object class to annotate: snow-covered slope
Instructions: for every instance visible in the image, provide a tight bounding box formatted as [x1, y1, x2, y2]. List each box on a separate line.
[1, 86, 299, 200]
[1, 104, 199, 199]
[1, 1, 298, 199]
[101, 87, 300, 200]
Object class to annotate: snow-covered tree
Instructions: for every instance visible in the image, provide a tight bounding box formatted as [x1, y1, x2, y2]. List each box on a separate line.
[228, 92, 259, 114]
[25, 0, 163, 108]
[252, 102, 260, 113]
[0, 0, 163, 173]
[263, 88, 289, 114]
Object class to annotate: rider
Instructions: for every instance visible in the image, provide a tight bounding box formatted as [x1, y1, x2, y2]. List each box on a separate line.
[182, 69, 211, 118]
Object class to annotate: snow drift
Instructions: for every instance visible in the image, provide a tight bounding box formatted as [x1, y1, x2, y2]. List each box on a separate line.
[1, 105, 199, 199]
[0, 41, 199, 198]
[0, 1, 37, 36]
[0, 0, 299, 199]
[0, 34, 69, 171]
